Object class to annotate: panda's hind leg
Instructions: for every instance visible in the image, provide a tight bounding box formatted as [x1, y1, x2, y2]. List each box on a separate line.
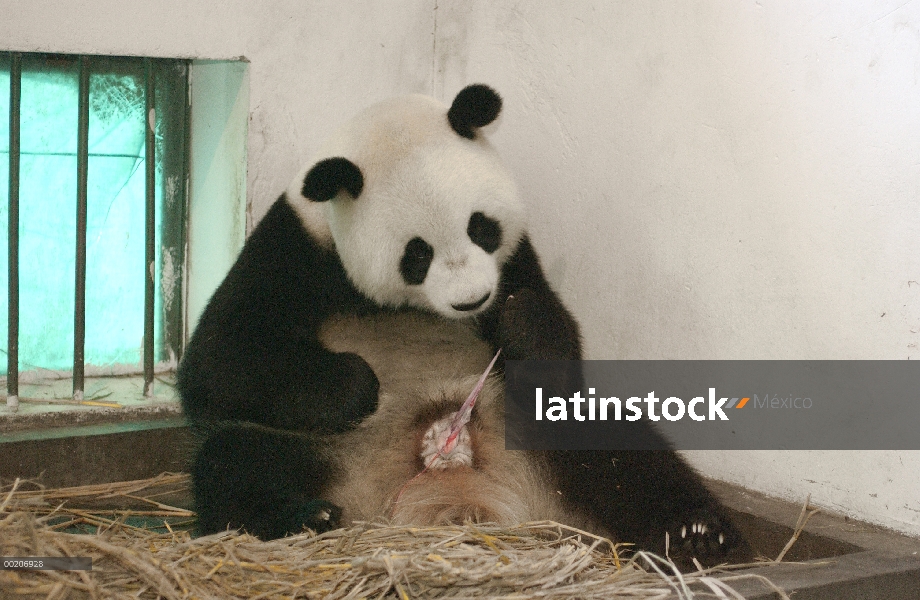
[550, 449, 753, 570]
[192, 422, 341, 539]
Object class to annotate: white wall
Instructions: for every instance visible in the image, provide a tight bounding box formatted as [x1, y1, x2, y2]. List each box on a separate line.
[4, 1, 919, 536]
[437, 1, 920, 536]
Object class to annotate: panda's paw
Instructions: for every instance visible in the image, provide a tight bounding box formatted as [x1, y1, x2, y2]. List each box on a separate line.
[294, 499, 342, 534]
[500, 288, 577, 361]
[666, 514, 749, 569]
[328, 352, 380, 430]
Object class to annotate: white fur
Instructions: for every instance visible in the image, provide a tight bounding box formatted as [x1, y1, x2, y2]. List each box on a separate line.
[286, 93, 526, 318]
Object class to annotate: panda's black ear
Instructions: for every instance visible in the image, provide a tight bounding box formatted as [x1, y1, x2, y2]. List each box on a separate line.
[448, 84, 502, 140]
[301, 157, 364, 201]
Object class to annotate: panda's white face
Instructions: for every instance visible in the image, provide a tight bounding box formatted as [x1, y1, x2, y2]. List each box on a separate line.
[330, 141, 523, 317]
[289, 92, 526, 319]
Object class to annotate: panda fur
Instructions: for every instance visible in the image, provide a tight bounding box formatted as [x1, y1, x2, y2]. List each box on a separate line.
[177, 84, 751, 569]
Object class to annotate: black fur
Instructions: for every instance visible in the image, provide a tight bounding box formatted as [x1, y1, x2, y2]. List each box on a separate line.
[301, 157, 363, 201]
[177, 196, 379, 435]
[476, 237, 751, 569]
[399, 237, 434, 285]
[447, 84, 503, 139]
[191, 422, 341, 538]
[547, 450, 751, 567]
[476, 236, 581, 362]
[467, 212, 502, 254]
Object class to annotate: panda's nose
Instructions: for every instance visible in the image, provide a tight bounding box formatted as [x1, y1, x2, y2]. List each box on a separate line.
[445, 255, 468, 270]
[452, 292, 491, 312]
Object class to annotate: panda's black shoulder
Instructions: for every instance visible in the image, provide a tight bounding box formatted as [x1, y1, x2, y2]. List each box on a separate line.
[234, 195, 327, 281]
[186, 195, 366, 344]
[176, 195, 381, 429]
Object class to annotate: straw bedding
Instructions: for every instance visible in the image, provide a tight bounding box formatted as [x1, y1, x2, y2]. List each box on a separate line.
[0, 473, 788, 599]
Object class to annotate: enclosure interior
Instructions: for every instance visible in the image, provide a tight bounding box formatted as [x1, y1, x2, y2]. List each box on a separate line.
[1, 0, 918, 540]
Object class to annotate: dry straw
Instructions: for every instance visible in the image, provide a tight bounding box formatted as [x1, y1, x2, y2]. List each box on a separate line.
[0, 473, 789, 599]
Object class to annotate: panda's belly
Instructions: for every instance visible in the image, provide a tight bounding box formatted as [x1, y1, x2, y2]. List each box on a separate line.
[325, 375, 554, 527]
[318, 309, 494, 396]
[317, 310, 569, 526]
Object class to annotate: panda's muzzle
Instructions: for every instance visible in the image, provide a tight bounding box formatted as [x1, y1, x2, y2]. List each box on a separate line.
[452, 292, 491, 312]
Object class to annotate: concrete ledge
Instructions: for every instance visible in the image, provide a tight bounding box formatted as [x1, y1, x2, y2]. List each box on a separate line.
[708, 479, 920, 600]
[737, 551, 920, 600]
[1, 374, 181, 433]
[0, 419, 193, 488]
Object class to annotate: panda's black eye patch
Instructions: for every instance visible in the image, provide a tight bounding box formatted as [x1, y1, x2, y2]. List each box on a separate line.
[400, 237, 434, 285]
[467, 212, 502, 254]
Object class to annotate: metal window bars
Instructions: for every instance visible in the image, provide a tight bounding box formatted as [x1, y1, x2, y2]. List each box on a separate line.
[4, 53, 188, 412]
[144, 58, 157, 399]
[7, 53, 21, 411]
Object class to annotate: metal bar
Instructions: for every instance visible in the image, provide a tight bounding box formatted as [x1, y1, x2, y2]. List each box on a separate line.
[7, 53, 22, 413]
[159, 60, 190, 363]
[173, 60, 191, 362]
[73, 55, 89, 401]
[143, 58, 155, 397]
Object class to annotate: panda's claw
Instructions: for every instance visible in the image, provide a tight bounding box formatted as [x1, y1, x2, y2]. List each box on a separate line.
[294, 499, 342, 534]
[666, 512, 751, 570]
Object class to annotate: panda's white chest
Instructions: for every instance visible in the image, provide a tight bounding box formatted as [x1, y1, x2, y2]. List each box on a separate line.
[318, 310, 493, 396]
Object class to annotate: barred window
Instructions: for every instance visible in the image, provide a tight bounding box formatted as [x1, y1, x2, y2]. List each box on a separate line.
[2, 53, 189, 411]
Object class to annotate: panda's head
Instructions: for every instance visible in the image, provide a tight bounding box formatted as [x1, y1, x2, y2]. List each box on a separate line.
[287, 85, 525, 319]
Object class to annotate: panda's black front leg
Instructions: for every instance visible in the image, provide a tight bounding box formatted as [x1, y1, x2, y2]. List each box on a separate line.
[488, 236, 751, 568]
[230, 342, 379, 435]
[178, 336, 379, 435]
[299, 346, 380, 433]
[499, 288, 581, 361]
[192, 422, 342, 539]
[480, 235, 582, 362]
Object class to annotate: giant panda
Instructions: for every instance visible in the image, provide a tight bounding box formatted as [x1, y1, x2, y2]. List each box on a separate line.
[177, 84, 751, 569]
